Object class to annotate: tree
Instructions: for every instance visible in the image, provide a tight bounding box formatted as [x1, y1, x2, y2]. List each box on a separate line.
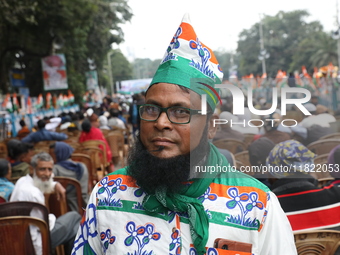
[0, 0, 132, 104]
[132, 58, 159, 79]
[236, 10, 325, 77]
[108, 49, 133, 90]
[289, 31, 337, 73]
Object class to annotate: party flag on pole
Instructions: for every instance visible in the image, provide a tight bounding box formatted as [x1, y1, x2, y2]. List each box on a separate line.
[46, 92, 52, 109]
[27, 96, 32, 114]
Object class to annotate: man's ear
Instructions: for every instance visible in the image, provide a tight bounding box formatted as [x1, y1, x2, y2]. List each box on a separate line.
[208, 114, 219, 140]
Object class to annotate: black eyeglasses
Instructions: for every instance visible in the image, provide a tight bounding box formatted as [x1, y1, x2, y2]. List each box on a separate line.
[139, 104, 204, 124]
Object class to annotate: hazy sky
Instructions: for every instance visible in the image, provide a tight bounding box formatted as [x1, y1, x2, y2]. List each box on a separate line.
[118, 0, 339, 61]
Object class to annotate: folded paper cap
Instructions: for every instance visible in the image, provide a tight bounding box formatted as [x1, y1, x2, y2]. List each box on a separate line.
[149, 13, 224, 111]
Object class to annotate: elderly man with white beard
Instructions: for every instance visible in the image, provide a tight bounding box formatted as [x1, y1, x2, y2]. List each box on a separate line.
[10, 152, 81, 255]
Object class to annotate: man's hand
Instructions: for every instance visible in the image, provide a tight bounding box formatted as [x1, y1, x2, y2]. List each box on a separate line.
[54, 182, 66, 201]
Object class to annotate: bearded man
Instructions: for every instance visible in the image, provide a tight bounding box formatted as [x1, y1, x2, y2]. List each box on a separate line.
[10, 152, 81, 255]
[72, 14, 297, 255]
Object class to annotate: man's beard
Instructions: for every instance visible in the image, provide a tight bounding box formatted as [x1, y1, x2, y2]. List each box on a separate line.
[33, 173, 54, 194]
[127, 125, 210, 195]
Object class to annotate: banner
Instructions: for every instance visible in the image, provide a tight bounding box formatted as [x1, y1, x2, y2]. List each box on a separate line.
[9, 68, 25, 87]
[42, 54, 68, 91]
[118, 78, 152, 94]
[85, 70, 99, 91]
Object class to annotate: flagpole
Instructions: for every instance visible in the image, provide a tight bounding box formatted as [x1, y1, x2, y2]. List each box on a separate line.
[258, 14, 269, 78]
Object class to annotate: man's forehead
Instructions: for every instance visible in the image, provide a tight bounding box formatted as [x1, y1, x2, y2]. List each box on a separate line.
[37, 160, 53, 165]
[145, 83, 202, 106]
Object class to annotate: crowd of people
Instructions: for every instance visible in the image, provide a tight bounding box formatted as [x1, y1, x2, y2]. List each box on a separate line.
[1, 13, 340, 255]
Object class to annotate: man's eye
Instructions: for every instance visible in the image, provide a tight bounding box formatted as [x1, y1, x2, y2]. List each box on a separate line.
[172, 108, 190, 115]
[146, 106, 158, 113]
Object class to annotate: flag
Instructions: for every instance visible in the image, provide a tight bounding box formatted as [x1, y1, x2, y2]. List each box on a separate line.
[63, 95, 69, 106]
[35, 94, 44, 109]
[12, 93, 19, 111]
[2, 94, 13, 113]
[57, 93, 64, 107]
[68, 90, 75, 104]
[46, 92, 52, 109]
[275, 70, 286, 88]
[312, 67, 321, 88]
[27, 96, 32, 114]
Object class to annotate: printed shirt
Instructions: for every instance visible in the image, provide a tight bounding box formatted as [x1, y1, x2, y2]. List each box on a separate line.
[72, 168, 297, 255]
[0, 177, 14, 201]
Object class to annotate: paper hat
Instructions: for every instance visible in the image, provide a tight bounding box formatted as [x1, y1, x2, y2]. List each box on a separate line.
[149, 13, 223, 111]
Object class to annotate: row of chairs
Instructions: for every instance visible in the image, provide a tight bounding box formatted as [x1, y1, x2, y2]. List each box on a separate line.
[1, 175, 84, 255]
[1, 201, 340, 255]
[213, 136, 340, 185]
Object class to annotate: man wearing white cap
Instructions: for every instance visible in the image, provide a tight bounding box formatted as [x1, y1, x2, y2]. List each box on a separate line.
[213, 111, 245, 142]
[299, 103, 336, 128]
[72, 14, 296, 255]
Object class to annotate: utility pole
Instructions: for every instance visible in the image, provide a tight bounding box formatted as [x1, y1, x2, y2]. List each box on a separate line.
[331, 0, 340, 111]
[107, 51, 114, 95]
[258, 14, 270, 77]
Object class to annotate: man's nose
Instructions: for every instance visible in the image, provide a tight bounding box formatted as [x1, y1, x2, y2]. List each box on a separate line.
[154, 112, 172, 130]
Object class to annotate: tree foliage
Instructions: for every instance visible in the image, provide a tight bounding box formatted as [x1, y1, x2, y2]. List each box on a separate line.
[235, 10, 336, 78]
[0, 0, 132, 103]
[108, 49, 132, 87]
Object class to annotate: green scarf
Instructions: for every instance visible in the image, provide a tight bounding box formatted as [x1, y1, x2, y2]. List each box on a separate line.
[142, 143, 228, 255]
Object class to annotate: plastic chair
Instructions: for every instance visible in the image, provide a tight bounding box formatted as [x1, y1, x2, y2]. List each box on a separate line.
[106, 132, 126, 168]
[80, 140, 109, 168]
[0, 216, 50, 255]
[314, 153, 330, 165]
[319, 133, 340, 140]
[307, 139, 340, 155]
[213, 138, 247, 154]
[294, 230, 340, 255]
[243, 133, 255, 148]
[45, 177, 83, 218]
[0, 201, 52, 254]
[53, 176, 84, 216]
[63, 137, 81, 151]
[234, 150, 252, 168]
[71, 152, 95, 190]
[78, 146, 105, 180]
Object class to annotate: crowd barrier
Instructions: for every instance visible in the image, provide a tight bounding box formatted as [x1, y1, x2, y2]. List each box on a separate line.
[0, 105, 80, 140]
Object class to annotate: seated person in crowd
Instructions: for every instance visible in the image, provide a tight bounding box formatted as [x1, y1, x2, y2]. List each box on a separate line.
[299, 103, 336, 128]
[213, 111, 245, 142]
[49, 141, 89, 211]
[266, 140, 340, 232]
[7, 139, 34, 178]
[290, 123, 333, 146]
[248, 137, 275, 188]
[59, 115, 72, 130]
[79, 119, 113, 172]
[17, 119, 31, 140]
[0, 158, 14, 201]
[45, 116, 62, 132]
[10, 152, 81, 255]
[98, 115, 111, 130]
[108, 108, 126, 130]
[259, 112, 291, 144]
[22, 119, 68, 143]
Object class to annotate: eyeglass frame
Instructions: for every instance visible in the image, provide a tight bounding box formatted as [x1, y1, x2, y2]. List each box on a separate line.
[139, 104, 209, 124]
